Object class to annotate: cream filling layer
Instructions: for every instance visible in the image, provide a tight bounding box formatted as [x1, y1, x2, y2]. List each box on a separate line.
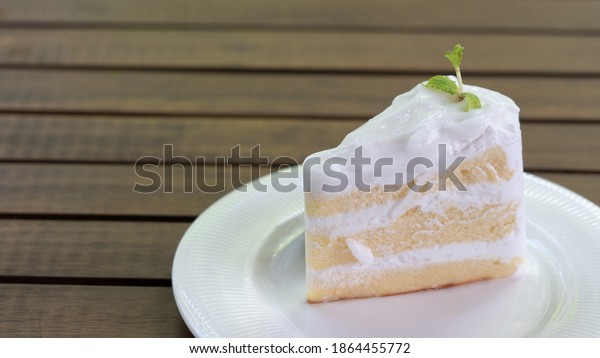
[306, 170, 523, 238]
[308, 230, 525, 285]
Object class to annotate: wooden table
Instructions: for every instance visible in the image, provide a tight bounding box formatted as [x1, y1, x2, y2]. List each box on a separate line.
[0, 0, 598, 337]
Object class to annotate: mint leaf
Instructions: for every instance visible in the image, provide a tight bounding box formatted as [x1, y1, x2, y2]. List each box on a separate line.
[424, 75, 458, 95]
[445, 44, 464, 70]
[424, 44, 482, 112]
[462, 92, 482, 111]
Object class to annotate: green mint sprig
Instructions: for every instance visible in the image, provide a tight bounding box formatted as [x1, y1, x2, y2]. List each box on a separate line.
[424, 44, 482, 111]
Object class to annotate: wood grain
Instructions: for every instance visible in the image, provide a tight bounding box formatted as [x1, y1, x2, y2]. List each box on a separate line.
[0, 163, 270, 216]
[2, 115, 599, 171]
[521, 123, 600, 172]
[0, 70, 599, 121]
[0, 284, 192, 337]
[0, 220, 188, 279]
[0, 115, 356, 165]
[0, 164, 597, 217]
[0, 0, 598, 32]
[1, 30, 599, 74]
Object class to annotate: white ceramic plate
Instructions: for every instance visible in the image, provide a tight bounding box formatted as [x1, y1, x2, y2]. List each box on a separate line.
[172, 170, 600, 337]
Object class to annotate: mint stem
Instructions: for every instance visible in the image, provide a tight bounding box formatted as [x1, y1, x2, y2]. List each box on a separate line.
[455, 67, 464, 95]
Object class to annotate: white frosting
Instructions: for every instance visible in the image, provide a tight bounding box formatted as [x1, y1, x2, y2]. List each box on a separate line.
[309, 231, 525, 285]
[303, 77, 521, 196]
[345, 238, 375, 265]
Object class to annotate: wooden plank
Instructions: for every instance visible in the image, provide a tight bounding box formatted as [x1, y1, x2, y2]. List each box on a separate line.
[0, 0, 598, 32]
[0, 284, 192, 337]
[0, 164, 597, 217]
[0, 70, 599, 121]
[521, 123, 600, 172]
[1, 30, 599, 74]
[1, 115, 599, 171]
[0, 220, 188, 279]
[0, 115, 355, 165]
[0, 163, 270, 216]
[532, 172, 600, 207]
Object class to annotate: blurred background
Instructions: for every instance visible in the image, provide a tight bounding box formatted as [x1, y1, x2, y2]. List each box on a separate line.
[0, 0, 598, 337]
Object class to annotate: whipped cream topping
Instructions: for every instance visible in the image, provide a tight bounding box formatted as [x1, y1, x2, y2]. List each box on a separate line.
[304, 77, 521, 195]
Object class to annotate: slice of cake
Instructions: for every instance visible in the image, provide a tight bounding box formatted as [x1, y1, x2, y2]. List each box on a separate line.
[303, 45, 525, 303]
